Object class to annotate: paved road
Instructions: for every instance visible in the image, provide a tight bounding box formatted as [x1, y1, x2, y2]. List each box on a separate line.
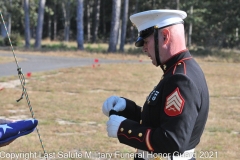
[0, 53, 144, 78]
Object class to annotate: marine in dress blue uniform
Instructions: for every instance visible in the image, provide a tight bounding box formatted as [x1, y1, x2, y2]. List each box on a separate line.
[103, 9, 209, 160]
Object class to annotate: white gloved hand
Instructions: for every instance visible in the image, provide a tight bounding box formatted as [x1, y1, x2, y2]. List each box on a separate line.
[102, 96, 126, 116]
[106, 115, 126, 138]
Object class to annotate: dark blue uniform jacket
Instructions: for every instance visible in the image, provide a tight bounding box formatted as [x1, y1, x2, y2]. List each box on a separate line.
[116, 50, 209, 155]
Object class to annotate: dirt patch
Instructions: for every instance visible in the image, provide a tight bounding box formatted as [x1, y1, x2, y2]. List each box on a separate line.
[0, 79, 28, 88]
[56, 119, 99, 126]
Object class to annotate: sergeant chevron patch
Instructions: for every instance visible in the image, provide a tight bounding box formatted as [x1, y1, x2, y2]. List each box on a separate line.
[164, 87, 185, 116]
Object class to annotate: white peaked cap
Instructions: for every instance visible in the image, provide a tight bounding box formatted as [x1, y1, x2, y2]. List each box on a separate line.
[130, 9, 187, 32]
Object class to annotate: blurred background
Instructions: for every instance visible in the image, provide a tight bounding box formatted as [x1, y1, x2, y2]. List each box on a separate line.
[0, 0, 239, 55]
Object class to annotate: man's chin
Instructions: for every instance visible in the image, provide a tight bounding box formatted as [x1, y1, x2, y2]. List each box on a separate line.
[151, 61, 157, 67]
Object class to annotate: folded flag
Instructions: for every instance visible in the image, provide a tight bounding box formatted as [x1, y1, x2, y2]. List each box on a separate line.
[0, 119, 38, 145]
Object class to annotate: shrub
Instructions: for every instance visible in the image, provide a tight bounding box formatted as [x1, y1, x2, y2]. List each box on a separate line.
[4, 33, 21, 46]
[0, 37, 4, 46]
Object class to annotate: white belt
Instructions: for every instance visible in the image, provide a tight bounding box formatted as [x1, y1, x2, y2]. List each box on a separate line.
[137, 148, 195, 160]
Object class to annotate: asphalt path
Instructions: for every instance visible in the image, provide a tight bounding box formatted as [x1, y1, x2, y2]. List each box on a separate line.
[0, 53, 145, 78]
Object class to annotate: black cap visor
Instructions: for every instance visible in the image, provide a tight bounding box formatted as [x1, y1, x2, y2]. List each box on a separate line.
[135, 27, 154, 47]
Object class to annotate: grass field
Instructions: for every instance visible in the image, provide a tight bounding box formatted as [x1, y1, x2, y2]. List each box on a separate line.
[0, 50, 239, 160]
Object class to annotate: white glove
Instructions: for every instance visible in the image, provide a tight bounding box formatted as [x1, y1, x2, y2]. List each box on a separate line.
[102, 96, 126, 116]
[106, 115, 126, 138]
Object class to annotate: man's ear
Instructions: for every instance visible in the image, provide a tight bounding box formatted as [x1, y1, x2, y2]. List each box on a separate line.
[161, 28, 170, 44]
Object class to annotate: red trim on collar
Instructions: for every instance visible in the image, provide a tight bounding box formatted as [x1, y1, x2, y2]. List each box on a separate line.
[162, 49, 189, 65]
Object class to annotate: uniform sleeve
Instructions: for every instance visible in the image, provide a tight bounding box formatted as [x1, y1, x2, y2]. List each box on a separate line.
[116, 98, 142, 122]
[117, 74, 201, 154]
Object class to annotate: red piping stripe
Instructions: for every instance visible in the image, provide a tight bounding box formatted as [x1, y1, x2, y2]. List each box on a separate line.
[165, 57, 192, 75]
[145, 129, 154, 151]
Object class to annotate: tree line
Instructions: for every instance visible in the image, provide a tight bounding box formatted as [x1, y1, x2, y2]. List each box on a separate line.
[0, 0, 239, 52]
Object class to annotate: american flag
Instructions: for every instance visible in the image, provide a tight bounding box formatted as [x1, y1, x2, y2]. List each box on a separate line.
[0, 119, 38, 144]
